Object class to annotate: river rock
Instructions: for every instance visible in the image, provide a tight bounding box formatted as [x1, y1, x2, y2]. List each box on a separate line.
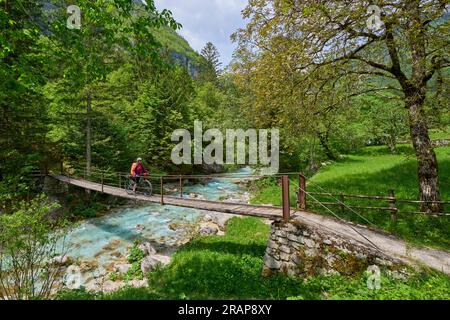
[50, 255, 74, 266]
[115, 263, 131, 274]
[140, 255, 171, 274]
[199, 223, 219, 236]
[203, 214, 213, 222]
[110, 250, 123, 259]
[138, 242, 157, 256]
[85, 280, 102, 292]
[207, 212, 234, 230]
[102, 280, 125, 293]
[128, 279, 148, 288]
[102, 239, 122, 251]
[79, 260, 98, 272]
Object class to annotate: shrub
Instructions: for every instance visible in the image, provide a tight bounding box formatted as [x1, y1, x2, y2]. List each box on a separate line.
[0, 195, 68, 300]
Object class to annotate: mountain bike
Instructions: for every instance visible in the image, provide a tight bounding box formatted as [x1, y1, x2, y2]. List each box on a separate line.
[125, 175, 153, 196]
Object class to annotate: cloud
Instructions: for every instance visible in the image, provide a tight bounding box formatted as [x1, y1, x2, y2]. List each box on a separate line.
[154, 0, 247, 66]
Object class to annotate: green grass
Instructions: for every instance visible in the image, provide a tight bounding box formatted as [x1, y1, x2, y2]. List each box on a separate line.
[58, 217, 450, 300]
[251, 145, 450, 250]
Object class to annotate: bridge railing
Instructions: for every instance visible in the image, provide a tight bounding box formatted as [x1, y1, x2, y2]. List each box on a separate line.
[42, 163, 450, 221]
[295, 173, 450, 219]
[56, 164, 295, 221]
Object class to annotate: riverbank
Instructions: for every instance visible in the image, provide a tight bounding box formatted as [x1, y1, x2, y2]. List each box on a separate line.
[58, 216, 450, 300]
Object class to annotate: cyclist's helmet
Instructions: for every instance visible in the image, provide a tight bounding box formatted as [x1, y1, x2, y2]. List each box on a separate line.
[137, 157, 143, 162]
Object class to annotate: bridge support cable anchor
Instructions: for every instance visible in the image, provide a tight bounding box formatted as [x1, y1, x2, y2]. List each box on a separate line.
[160, 177, 164, 205]
[291, 180, 382, 252]
[179, 176, 183, 198]
[303, 180, 377, 228]
[282, 176, 290, 221]
[297, 173, 306, 210]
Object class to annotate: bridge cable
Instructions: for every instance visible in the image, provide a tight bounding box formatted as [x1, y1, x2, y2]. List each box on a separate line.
[290, 180, 383, 253]
[303, 180, 378, 228]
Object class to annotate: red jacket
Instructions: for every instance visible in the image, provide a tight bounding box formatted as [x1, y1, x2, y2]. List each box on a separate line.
[131, 162, 148, 177]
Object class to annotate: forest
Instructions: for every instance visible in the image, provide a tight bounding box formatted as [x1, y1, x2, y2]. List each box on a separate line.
[0, 0, 449, 302]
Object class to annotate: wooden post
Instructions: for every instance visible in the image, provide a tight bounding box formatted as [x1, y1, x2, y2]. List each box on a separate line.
[388, 189, 397, 222]
[298, 173, 306, 210]
[160, 177, 164, 205]
[282, 176, 290, 221]
[119, 174, 121, 189]
[179, 176, 183, 198]
[101, 173, 104, 193]
[339, 194, 345, 213]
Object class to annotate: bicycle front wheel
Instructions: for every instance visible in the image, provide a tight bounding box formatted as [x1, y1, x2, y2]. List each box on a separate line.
[139, 179, 153, 196]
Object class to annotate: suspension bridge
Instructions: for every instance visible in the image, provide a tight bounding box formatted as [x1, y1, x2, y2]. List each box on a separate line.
[44, 169, 450, 274]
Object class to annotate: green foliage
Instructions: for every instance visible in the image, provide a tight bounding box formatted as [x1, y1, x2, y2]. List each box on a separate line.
[127, 67, 194, 167]
[199, 42, 222, 83]
[0, 195, 67, 300]
[125, 241, 145, 280]
[154, 27, 202, 62]
[72, 204, 97, 219]
[127, 242, 146, 264]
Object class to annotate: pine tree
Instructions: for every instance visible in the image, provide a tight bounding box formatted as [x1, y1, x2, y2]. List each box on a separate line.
[200, 42, 222, 81]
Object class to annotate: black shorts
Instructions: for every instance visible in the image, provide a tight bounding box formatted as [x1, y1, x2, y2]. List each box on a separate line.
[132, 176, 142, 184]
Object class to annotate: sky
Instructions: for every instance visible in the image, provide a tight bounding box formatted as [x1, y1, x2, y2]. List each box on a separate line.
[153, 0, 248, 67]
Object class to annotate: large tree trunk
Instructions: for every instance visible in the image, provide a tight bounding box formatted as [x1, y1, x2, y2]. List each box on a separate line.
[407, 94, 442, 214]
[404, 1, 442, 214]
[316, 131, 337, 161]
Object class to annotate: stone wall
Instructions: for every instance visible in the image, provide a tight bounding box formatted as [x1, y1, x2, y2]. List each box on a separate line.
[262, 218, 406, 278]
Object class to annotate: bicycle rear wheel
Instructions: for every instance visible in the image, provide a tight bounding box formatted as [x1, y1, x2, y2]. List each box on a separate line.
[125, 178, 135, 194]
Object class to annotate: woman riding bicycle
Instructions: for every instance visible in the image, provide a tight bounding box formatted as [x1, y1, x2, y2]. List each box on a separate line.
[130, 157, 148, 192]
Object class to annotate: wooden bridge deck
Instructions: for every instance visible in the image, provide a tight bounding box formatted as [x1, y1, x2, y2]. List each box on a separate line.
[51, 174, 284, 220]
[50, 174, 450, 274]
